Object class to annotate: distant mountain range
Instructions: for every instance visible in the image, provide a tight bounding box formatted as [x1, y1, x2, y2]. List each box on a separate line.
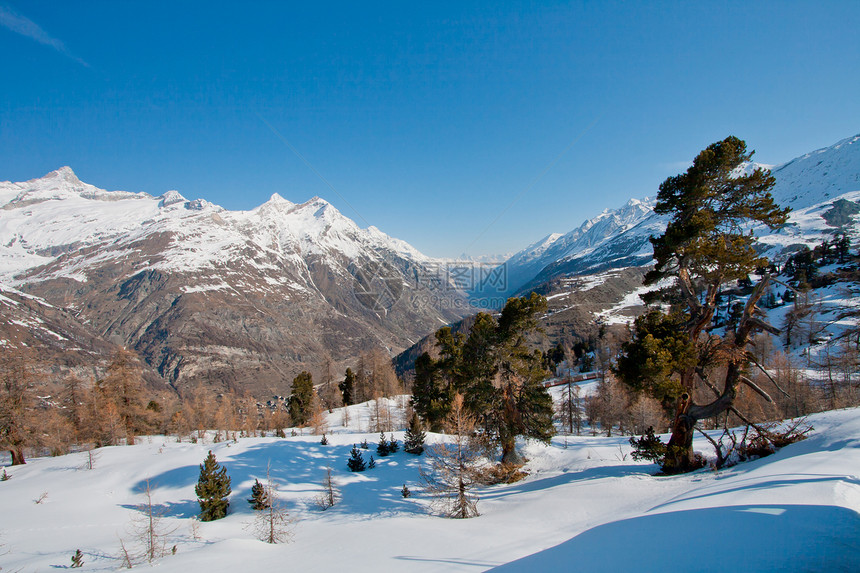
[483, 133, 860, 300]
[0, 168, 470, 395]
[2, 133, 858, 395]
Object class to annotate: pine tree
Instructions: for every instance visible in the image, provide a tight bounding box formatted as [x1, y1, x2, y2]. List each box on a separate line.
[401, 484, 411, 498]
[339, 368, 356, 406]
[288, 371, 314, 426]
[376, 431, 390, 457]
[368, 455, 376, 469]
[387, 434, 399, 453]
[360, 439, 369, 449]
[404, 412, 426, 455]
[248, 478, 269, 510]
[320, 434, 328, 445]
[619, 136, 790, 474]
[70, 549, 84, 568]
[195, 451, 232, 521]
[346, 444, 366, 472]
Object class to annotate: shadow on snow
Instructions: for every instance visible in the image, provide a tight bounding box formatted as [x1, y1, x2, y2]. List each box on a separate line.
[491, 504, 860, 573]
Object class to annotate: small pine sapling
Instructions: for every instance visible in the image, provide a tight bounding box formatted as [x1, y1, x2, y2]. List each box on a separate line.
[404, 412, 426, 455]
[248, 478, 270, 510]
[368, 455, 376, 469]
[316, 467, 340, 510]
[376, 431, 390, 457]
[401, 484, 411, 498]
[629, 427, 667, 463]
[347, 444, 366, 472]
[195, 451, 232, 521]
[360, 439, 369, 449]
[388, 434, 399, 453]
[1, 469, 9, 481]
[71, 549, 84, 568]
[250, 463, 292, 544]
[320, 434, 329, 445]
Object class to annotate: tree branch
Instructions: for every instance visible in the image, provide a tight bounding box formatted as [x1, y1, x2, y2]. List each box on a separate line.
[739, 375, 773, 403]
[746, 353, 790, 398]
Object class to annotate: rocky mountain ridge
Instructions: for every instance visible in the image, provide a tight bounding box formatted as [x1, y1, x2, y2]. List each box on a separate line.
[0, 169, 469, 396]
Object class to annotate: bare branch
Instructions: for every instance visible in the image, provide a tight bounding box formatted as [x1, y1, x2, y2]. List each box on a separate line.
[739, 375, 773, 403]
[746, 317, 781, 336]
[745, 353, 791, 398]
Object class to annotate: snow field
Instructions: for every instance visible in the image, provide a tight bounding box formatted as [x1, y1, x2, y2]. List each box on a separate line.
[1, 399, 858, 572]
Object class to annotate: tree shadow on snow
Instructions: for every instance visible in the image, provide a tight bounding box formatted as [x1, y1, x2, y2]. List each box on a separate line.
[491, 504, 860, 573]
[131, 439, 430, 519]
[480, 463, 651, 501]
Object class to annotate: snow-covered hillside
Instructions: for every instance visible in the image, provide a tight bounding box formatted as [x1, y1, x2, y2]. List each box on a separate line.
[482, 198, 656, 299]
[1, 401, 857, 572]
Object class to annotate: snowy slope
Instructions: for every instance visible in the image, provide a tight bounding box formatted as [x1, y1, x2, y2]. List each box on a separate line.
[0, 403, 857, 572]
[482, 199, 655, 299]
[769, 134, 860, 210]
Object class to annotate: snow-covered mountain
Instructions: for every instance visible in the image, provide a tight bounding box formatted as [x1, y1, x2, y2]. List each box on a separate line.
[492, 133, 860, 299]
[475, 198, 656, 301]
[0, 168, 469, 395]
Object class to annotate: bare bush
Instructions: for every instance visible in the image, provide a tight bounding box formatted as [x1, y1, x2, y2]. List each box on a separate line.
[420, 394, 483, 518]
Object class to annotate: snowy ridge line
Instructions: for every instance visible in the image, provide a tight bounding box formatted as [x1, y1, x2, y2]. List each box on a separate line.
[0, 167, 437, 285]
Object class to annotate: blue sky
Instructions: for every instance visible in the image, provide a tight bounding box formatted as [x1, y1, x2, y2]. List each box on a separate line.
[1, 1, 858, 258]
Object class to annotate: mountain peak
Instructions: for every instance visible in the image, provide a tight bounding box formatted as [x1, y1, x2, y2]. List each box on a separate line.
[44, 166, 82, 184]
[159, 190, 187, 207]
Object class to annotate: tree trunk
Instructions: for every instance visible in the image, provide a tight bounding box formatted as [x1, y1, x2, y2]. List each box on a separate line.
[662, 276, 774, 474]
[10, 447, 26, 465]
[663, 394, 696, 474]
[500, 437, 523, 465]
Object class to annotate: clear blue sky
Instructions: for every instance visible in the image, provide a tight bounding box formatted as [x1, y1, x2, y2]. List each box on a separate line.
[1, 1, 858, 258]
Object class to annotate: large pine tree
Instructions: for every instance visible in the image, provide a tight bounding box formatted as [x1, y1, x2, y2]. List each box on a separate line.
[617, 136, 790, 474]
[195, 450, 232, 521]
[418, 293, 555, 464]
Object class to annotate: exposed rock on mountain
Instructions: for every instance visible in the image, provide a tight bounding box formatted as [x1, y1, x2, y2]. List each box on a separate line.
[0, 169, 470, 396]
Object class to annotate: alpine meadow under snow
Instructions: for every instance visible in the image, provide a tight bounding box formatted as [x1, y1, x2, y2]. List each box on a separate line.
[0, 398, 858, 572]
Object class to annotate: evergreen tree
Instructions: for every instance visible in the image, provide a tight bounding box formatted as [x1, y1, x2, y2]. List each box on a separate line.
[387, 434, 399, 453]
[288, 371, 314, 426]
[620, 136, 790, 474]
[360, 439, 369, 449]
[376, 431, 390, 456]
[368, 455, 376, 469]
[248, 478, 269, 511]
[339, 368, 356, 406]
[412, 351, 453, 431]
[70, 549, 84, 568]
[320, 434, 328, 445]
[404, 412, 426, 454]
[421, 294, 555, 464]
[347, 444, 366, 472]
[195, 450, 232, 521]
[401, 484, 411, 498]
